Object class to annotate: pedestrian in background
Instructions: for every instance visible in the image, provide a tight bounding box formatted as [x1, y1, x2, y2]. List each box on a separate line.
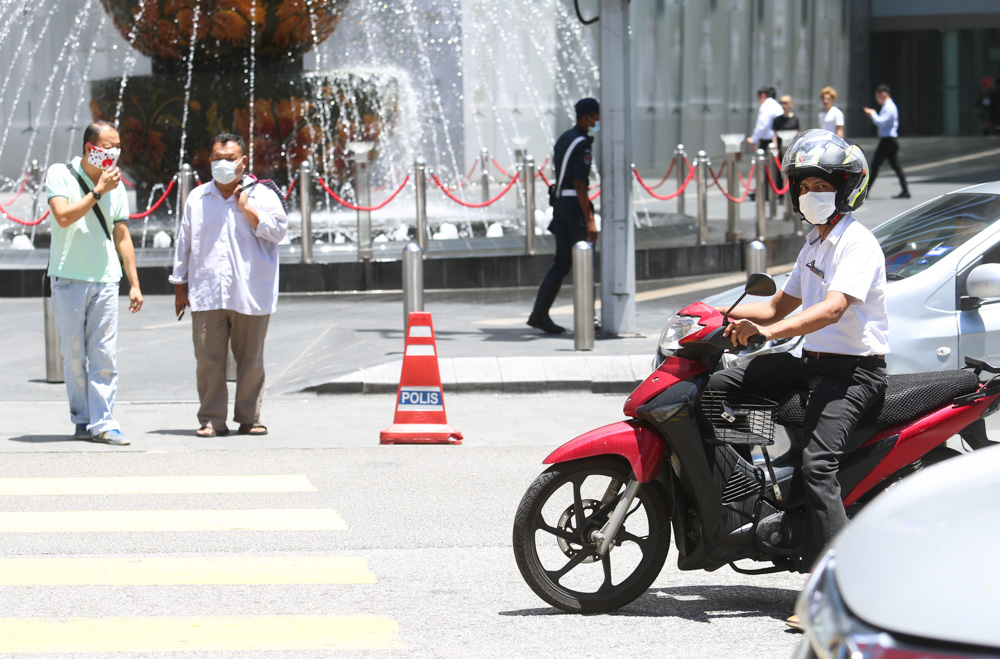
[169, 133, 288, 437]
[864, 84, 911, 199]
[45, 120, 142, 446]
[772, 95, 801, 195]
[748, 87, 784, 201]
[817, 86, 845, 138]
[527, 98, 599, 335]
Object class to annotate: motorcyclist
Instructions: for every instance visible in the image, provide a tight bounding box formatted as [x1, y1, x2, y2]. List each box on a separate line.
[706, 129, 889, 629]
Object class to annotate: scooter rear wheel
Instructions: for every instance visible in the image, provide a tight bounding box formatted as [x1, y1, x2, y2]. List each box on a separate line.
[512, 456, 671, 613]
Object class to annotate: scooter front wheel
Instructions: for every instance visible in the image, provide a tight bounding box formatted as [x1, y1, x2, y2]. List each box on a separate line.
[512, 456, 671, 613]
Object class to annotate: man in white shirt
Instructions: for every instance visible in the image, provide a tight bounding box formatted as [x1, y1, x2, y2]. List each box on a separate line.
[708, 131, 888, 627]
[747, 87, 784, 201]
[170, 133, 288, 437]
[817, 86, 845, 137]
[864, 84, 910, 198]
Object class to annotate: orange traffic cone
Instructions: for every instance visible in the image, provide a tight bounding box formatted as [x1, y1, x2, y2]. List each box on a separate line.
[380, 312, 463, 445]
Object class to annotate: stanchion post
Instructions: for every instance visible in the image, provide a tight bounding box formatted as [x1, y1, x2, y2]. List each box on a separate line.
[768, 142, 779, 220]
[43, 273, 63, 383]
[720, 134, 744, 242]
[175, 163, 194, 238]
[523, 155, 536, 255]
[696, 151, 709, 246]
[480, 147, 490, 204]
[299, 161, 313, 264]
[28, 159, 41, 245]
[402, 242, 424, 330]
[674, 145, 686, 216]
[414, 159, 428, 252]
[350, 142, 374, 261]
[572, 241, 594, 351]
[755, 148, 767, 240]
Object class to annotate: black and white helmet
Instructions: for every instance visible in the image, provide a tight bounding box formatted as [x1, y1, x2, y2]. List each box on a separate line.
[781, 129, 869, 217]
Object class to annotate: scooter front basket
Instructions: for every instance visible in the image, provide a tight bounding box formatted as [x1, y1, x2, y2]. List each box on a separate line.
[700, 392, 777, 446]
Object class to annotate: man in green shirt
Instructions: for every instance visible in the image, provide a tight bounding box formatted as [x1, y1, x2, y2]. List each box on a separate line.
[46, 120, 142, 445]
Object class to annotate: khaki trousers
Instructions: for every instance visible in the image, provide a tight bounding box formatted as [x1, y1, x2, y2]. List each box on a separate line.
[192, 310, 270, 428]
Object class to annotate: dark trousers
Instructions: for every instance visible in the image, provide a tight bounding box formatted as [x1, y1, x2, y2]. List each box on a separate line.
[756, 139, 776, 201]
[870, 137, 909, 194]
[530, 201, 588, 321]
[707, 351, 887, 570]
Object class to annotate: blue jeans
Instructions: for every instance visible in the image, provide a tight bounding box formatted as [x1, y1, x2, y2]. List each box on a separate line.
[51, 277, 121, 435]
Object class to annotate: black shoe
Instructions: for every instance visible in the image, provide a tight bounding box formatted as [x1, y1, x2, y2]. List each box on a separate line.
[527, 316, 566, 334]
[893, 191, 911, 199]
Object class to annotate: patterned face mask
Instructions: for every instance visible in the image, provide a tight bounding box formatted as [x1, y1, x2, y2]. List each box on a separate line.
[87, 143, 121, 171]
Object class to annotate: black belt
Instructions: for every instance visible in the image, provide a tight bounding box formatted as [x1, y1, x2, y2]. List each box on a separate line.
[804, 350, 885, 362]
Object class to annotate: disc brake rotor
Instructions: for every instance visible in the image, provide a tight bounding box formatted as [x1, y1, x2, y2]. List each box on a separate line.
[556, 499, 610, 563]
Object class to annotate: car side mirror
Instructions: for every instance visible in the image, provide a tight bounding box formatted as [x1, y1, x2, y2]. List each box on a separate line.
[961, 263, 1000, 310]
[745, 273, 777, 297]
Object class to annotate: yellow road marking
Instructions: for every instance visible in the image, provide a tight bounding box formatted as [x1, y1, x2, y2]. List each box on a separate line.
[0, 556, 376, 585]
[0, 509, 347, 533]
[0, 615, 405, 652]
[0, 475, 317, 495]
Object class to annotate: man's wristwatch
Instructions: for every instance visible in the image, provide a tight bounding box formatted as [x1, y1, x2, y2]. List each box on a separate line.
[91, 190, 102, 201]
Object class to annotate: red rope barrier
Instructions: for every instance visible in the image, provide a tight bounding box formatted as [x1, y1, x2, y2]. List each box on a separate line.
[589, 189, 600, 202]
[128, 179, 176, 219]
[633, 164, 696, 201]
[646, 160, 676, 190]
[443, 162, 479, 190]
[537, 169, 551, 187]
[316, 175, 410, 212]
[1, 173, 29, 207]
[431, 171, 520, 208]
[491, 158, 512, 179]
[121, 175, 135, 189]
[0, 205, 49, 226]
[284, 178, 296, 200]
[738, 166, 757, 193]
[765, 155, 790, 195]
[708, 164, 753, 203]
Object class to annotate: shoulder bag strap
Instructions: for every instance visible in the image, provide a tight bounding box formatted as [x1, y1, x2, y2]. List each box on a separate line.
[555, 136, 586, 193]
[64, 163, 123, 267]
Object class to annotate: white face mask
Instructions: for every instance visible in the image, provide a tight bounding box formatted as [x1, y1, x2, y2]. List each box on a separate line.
[211, 158, 241, 185]
[87, 144, 121, 171]
[798, 191, 838, 225]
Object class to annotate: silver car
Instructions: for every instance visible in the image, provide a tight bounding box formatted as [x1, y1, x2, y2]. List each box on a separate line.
[682, 182, 1000, 374]
[793, 443, 1000, 658]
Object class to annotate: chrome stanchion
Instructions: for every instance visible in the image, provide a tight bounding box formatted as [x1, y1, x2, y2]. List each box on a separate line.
[721, 134, 744, 242]
[349, 142, 374, 261]
[747, 239, 767, 277]
[299, 161, 313, 264]
[175, 163, 194, 238]
[573, 241, 594, 351]
[674, 145, 686, 216]
[768, 142, 779, 220]
[696, 151, 709, 246]
[43, 273, 63, 383]
[755, 148, 767, 240]
[402, 242, 424, 330]
[414, 159, 428, 252]
[523, 155, 536, 255]
[480, 147, 490, 204]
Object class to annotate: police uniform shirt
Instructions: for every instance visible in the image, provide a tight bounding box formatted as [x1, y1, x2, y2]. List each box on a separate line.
[782, 214, 890, 357]
[553, 125, 592, 197]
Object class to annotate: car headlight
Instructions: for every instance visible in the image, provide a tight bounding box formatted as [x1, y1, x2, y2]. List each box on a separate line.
[657, 313, 702, 354]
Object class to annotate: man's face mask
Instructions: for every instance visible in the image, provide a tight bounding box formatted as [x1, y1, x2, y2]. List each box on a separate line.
[87, 143, 121, 171]
[799, 190, 838, 225]
[211, 158, 242, 185]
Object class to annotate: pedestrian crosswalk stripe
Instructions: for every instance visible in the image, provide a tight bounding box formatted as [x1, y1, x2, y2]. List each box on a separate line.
[0, 509, 347, 533]
[0, 615, 405, 652]
[0, 475, 317, 495]
[0, 556, 376, 585]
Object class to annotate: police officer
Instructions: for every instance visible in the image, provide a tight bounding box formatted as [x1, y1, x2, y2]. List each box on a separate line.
[527, 97, 599, 335]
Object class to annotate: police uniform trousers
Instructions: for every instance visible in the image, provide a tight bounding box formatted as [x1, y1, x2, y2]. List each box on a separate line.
[191, 309, 270, 428]
[530, 198, 589, 321]
[706, 351, 887, 570]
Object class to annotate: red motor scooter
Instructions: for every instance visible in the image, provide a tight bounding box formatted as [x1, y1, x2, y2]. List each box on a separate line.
[512, 273, 1000, 613]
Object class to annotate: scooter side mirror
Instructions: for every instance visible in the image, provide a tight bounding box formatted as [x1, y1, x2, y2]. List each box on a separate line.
[745, 272, 777, 297]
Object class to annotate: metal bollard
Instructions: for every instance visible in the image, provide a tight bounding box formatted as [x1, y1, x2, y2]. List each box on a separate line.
[747, 239, 767, 276]
[725, 151, 742, 242]
[402, 242, 424, 330]
[28, 159, 41, 245]
[352, 146, 374, 260]
[755, 149, 767, 240]
[768, 143, 779, 220]
[696, 151, 709, 246]
[480, 147, 490, 204]
[523, 155, 536, 255]
[43, 273, 63, 383]
[414, 159, 428, 252]
[175, 163, 194, 237]
[674, 145, 686, 216]
[299, 161, 313, 264]
[572, 241, 594, 351]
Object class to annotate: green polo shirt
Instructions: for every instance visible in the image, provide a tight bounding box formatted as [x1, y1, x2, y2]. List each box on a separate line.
[45, 157, 129, 283]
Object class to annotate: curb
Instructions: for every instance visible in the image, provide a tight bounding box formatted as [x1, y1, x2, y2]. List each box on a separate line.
[304, 354, 653, 395]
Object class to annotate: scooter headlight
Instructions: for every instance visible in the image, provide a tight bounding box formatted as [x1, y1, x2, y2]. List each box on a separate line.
[658, 313, 702, 354]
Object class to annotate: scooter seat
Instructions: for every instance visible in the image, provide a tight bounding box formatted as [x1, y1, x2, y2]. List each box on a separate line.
[774, 369, 981, 431]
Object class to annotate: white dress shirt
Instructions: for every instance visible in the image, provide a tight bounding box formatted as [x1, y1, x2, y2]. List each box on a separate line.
[169, 177, 288, 315]
[870, 97, 899, 138]
[750, 97, 785, 143]
[782, 215, 889, 356]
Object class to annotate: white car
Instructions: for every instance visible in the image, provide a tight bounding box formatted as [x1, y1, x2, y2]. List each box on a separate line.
[793, 443, 1000, 658]
[685, 182, 1000, 374]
